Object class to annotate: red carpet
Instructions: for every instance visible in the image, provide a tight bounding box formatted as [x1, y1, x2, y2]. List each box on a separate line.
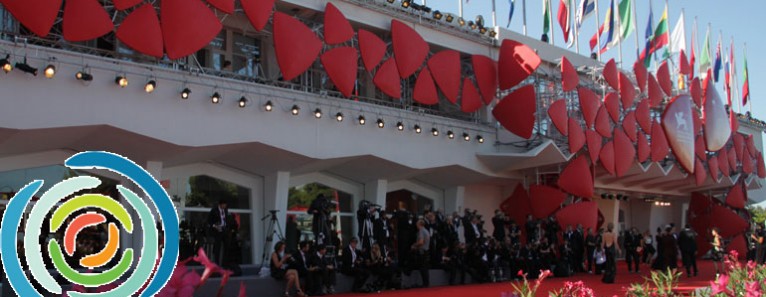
[335, 260, 718, 296]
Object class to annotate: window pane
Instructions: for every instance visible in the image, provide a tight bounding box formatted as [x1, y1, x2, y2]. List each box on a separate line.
[288, 183, 353, 213]
[180, 211, 253, 264]
[184, 175, 251, 209]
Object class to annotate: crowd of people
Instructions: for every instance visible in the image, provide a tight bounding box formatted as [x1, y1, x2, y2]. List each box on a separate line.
[267, 199, 729, 297]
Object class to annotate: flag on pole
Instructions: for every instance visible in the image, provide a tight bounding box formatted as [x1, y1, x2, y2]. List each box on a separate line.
[669, 11, 686, 54]
[618, 0, 635, 40]
[724, 44, 731, 106]
[576, 0, 595, 30]
[639, 4, 654, 68]
[713, 35, 722, 82]
[543, 0, 552, 39]
[650, 5, 669, 54]
[742, 50, 750, 106]
[558, 0, 574, 47]
[598, 0, 619, 53]
[507, 0, 515, 28]
[689, 20, 697, 79]
[699, 27, 711, 78]
[590, 23, 604, 51]
[729, 40, 737, 104]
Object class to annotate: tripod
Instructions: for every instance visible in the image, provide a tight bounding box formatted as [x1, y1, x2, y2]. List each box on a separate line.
[259, 210, 284, 270]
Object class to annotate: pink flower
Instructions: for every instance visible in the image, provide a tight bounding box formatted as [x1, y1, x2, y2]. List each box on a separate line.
[157, 262, 201, 297]
[710, 274, 730, 295]
[238, 282, 247, 297]
[517, 269, 524, 277]
[193, 248, 223, 288]
[745, 281, 761, 297]
[538, 269, 552, 281]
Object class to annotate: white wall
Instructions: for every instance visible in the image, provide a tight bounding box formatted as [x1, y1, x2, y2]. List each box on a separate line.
[463, 184, 505, 222]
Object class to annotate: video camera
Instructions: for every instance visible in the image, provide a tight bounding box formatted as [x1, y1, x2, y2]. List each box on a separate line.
[358, 200, 383, 213]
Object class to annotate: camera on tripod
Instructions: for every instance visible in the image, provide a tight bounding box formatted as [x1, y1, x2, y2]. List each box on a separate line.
[358, 200, 382, 213]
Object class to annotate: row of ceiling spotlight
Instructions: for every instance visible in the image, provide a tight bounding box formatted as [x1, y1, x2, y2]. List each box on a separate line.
[389, 0, 497, 37]
[600, 193, 630, 201]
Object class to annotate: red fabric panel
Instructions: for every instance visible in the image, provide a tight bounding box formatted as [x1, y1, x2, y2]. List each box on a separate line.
[586, 130, 602, 163]
[637, 131, 650, 163]
[726, 183, 745, 209]
[730, 110, 739, 132]
[614, 127, 636, 177]
[62, 0, 113, 42]
[529, 185, 567, 219]
[689, 193, 713, 218]
[413, 68, 438, 105]
[728, 147, 738, 172]
[690, 77, 702, 107]
[694, 158, 706, 186]
[272, 12, 322, 81]
[113, 0, 142, 10]
[320, 46, 358, 98]
[602, 59, 619, 91]
[461, 78, 482, 113]
[241, 0, 275, 31]
[323, 3, 354, 45]
[708, 156, 720, 182]
[2, 0, 62, 37]
[710, 204, 748, 238]
[703, 86, 732, 152]
[623, 111, 638, 142]
[560, 56, 579, 92]
[733, 133, 745, 161]
[719, 149, 731, 177]
[548, 99, 569, 136]
[679, 50, 691, 75]
[662, 95, 696, 173]
[500, 184, 532, 229]
[635, 99, 652, 134]
[558, 155, 594, 198]
[656, 61, 672, 96]
[391, 20, 428, 78]
[556, 202, 598, 233]
[726, 234, 748, 260]
[604, 92, 621, 123]
[695, 136, 706, 160]
[758, 154, 766, 179]
[498, 39, 541, 90]
[578, 87, 601, 129]
[619, 72, 636, 109]
[427, 50, 461, 104]
[647, 74, 664, 107]
[358, 29, 386, 72]
[743, 153, 755, 174]
[746, 135, 757, 158]
[161, 0, 222, 59]
[472, 55, 498, 104]
[492, 85, 537, 139]
[207, 0, 234, 14]
[600, 141, 616, 176]
[651, 119, 670, 162]
[568, 118, 585, 153]
[692, 109, 702, 137]
[373, 58, 402, 99]
[595, 105, 613, 138]
[633, 60, 648, 93]
[116, 4, 164, 58]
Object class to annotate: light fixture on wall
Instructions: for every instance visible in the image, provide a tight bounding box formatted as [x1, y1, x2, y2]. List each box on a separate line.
[43, 63, 56, 79]
[431, 128, 439, 136]
[264, 100, 273, 111]
[335, 112, 344, 122]
[144, 79, 157, 93]
[114, 74, 128, 87]
[180, 87, 191, 99]
[477, 135, 484, 143]
[396, 121, 404, 131]
[75, 69, 93, 82]
[15, 58, 38, 76]
[414, 124, 422, 134]
[291, 104, 300, 115]
[463, 133, 470, 141]
[211, 92, 221, 103]
[447, 130, 455, 139]
[238, 96, 248, 108]
[358, 115, 366, 125]
[0, 54, 12, 73]
[314, 108, 323, 119]
[377, 118, 385, 128]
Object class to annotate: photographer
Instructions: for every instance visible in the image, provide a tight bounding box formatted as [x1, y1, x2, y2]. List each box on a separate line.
[341, 238, 370, 292]
[492, 210, 506, 241]
[394, 202, 415, 270]
[308, 194, 334, 246]
[374, 210, 393, 256]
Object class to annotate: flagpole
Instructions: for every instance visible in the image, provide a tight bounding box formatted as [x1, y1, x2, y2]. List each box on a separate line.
[492, 0, 498, 27]
[633, 0, 639, 60]
[522, 0, 527, 35]
[573, 0, 579, 54]
[665, 0, 671, 63]
[595, 0, 601, 61]
[550, 0, 555, 46]
[459, 0, 463, 18]
[733, 37, 740, 113]
[617, 0, 623, 67]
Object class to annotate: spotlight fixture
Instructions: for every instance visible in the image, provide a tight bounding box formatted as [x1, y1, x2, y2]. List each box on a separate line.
[479, 27, 488, 34]
[475, 15, 485, 28]
[358, 115, 366, 125]
[396, 121, 404, 131]
[0, 55, 11, 73]
[291, 105, 300, 115]
[477, 135, 484, 143]
[238, 96, 248, 108]
[387, 0, 395, 3]
[264, 100, 273, 111]
[377, 118, 385, 128]
[114, 75, 128, 87]
[335, 112, 344, 122]
[432, 10, 443, 20]
[144, 80, 157, 93]
[468, 21, 478, 30]
[463, 133, 470, 141]
[43, 64, 56, 78]
[489, 30, 497, 38]
[181, 87, 191, 99]
[401, 0, 411, 8]
[75, 70, 93, 82]
[16, 59, 38, 76]
[211, 92, 221, 103]
[314, 108, 323, 119]
[445, 14, 454, 23]
[431, 128, 439, 136]
[457, 17, 466, 26]
[414, 124, 422, 134]
[601, 193, 607, 199]
[447, 130, 455, 139]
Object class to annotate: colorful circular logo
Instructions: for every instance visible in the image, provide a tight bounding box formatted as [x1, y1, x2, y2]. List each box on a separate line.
[0, 151, 179, 297]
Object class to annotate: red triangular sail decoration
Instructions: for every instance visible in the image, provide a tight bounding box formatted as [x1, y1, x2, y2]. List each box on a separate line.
[427, 50, 462, 104]
[115, 4, 164, 58]
[373, 58, 402, 99]
[728, 147, 738, 171]
[63, 0, 113, 42]
[323, 3, 354, 45]
[603, 59, 619, 91]
[207, 0, 234, 14]
[113, 0, 142, 10]
[461, 78, 482, 113]
[623, 111, 638, 142]
[358, 30, 386, 72]
[498, 39, 541, 90]
[529, 185, 567, 219]
[578, 87, 601, 129]
[272, 12, 322, 81]
[651, 120, 670, 162]
[492, 85, 537, 139]
[320, 47, 358, 98]
[656, 61, 672, 96]
[662, 95, 696, 173]
[647, 74, 664, 107]
[557, 155, 594, 198]
[703, 82, 732, 152]
[568, 118, 586, 153]
[689, 192, 713, 217]
[413, 68, 438, 105]
[746, 135, 757, 158]
[614, 127, 637, 177]
[733, 133, 745, 161]
[633, 60, 648, 93]
[694, 158, 706, 186]
[690, 77, 702, 107]
[719, 149, 731, 177]
[695, 136, 706, 160]
[710, 204, 748, 238]
[635, 99, 652, 134]
[679, 50, 690, 75]
[561, 56, 579, 92]
[472, 55, 498, 104]
[604, 92, 621, 123]
[2, 0, 62, 37]
[619, 72, 636, 109]
[757, 154, 766, 179]
[586, 130, 603, 163]
[241, 0, 275, 31]
[637, 131, 650, 163]
[161, 0, 223, 59]
[556, 202, 599, 234]
[708, 156, 720, 182]
[692, 109, 702, 137]
[600, 141, 616, 176]
[391, 20, 429, 78]
[500, 184, 532, 235]
[548, 99, 569, 136]
[595, 105, 613, 138]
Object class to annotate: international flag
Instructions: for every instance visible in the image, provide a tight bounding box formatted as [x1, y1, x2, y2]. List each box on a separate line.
[724, 44, 731, 106]
[558, 0, 574, 47]
[650, 4, 669, 54]
[507, 0, 515, 28]
[576, 0, 595, 31]
[729, 40, 737, 104]
[689, 20, 697, 79]
[543, 0, 552, 40]
[669, 11, 686, 54]
[742, 50, 750, 106]
[713, 35, 722, 82]
[618, 0, 635, 40]
[699, 27, 712, 78]
[599, 0, 619, 53]
[590, 23, 604, 51]
[639, 4, 654, 68]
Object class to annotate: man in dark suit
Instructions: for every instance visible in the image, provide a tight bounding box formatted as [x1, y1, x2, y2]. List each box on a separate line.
[207, 200, 229, 265]
[308, 245, 336, 296]
[465, 216, 483, 245]
[678, 225, 698, 277]
[374, 211, 392, 256]
[341, 238, 370, 292]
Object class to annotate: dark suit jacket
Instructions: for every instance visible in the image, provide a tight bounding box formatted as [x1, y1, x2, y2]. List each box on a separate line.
[340, 246, 362, 274]
[207, 206, 229, 231]
[293, 250, 310, 276]
[678, 229, 698, 252]
[464, 223, 482, 244]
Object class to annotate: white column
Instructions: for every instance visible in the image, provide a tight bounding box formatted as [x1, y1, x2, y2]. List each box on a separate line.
[444, 186, 465, 214]
[611, 199, 621, 233]
[364, 179, 388, 208]
[262, 171, 290, 265]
